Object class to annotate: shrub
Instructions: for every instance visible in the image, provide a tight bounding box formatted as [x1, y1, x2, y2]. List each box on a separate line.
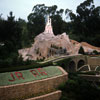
[59, 72, 100, 100]
[78, 46, 85, 55]
[93, 50, 99, 55]
[54, 58, 71, 69]
[51, 44, 59, 49]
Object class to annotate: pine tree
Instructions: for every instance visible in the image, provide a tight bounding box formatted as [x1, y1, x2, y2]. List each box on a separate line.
[78, 46, 85, 55]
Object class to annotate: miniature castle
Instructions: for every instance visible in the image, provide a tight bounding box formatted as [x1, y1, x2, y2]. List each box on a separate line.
[18, 16, 75, 60]
[44, 16, 53, 34]
[18, 16, 100, 60]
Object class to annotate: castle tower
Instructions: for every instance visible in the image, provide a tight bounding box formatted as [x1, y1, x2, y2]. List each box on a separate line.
[44, 16, 54, 35]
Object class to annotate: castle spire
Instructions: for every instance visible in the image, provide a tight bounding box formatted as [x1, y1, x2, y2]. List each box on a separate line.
[44, 16, 54, 35]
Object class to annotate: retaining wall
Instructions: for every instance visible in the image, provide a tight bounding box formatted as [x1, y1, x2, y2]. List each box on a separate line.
[26, 90, 62, 100]
[80, 74, 100, 82]
[0, 66, 68, 100]
[87, 57, 100, 70]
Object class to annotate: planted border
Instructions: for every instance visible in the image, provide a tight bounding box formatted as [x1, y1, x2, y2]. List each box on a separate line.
[0, 66, 63, 86]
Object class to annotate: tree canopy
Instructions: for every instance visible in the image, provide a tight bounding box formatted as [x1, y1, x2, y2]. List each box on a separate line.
[0, 0, 100, 67]
[67, 0, 100, 46]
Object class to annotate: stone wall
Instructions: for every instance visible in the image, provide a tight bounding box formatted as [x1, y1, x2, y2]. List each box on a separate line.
[63, 55, 100, 71]
[80, 74, 100, 82]
[87, 57, 100, 69]
[0, 67, 68, 100]
[26, 90, 62, 100]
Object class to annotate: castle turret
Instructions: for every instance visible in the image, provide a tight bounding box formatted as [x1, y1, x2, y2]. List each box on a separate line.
[44, 16, 54, 35]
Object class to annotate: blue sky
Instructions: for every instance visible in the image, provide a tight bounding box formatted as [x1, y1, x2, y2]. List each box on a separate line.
[0, 0, 100, 20]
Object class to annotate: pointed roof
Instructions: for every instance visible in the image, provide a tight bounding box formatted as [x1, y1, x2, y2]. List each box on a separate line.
[44, 16, 54, 35]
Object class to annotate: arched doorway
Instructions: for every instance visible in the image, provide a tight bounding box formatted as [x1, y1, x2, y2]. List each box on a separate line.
[77, 60, 85, 69]
[67, 61, 76, 72]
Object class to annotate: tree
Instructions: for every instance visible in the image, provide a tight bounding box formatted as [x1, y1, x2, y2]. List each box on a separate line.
[78, 46, 85, 55]
[27, 4, 65, 38]
[0, 12, 22, 59]
[93, 50, 99, 55]
[51, 15, 64, 35]
[27, 4, 46, 39]
[59, 73, 100, 100]
[66, 0, 100, 46]
[0, 12, 32, 67]
[18, 18, 31, 48]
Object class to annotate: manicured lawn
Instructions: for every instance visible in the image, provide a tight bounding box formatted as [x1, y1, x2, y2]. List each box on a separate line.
[0, 66, 63, 86]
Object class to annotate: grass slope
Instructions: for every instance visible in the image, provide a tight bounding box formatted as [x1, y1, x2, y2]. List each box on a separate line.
[0, 66, 63, 86]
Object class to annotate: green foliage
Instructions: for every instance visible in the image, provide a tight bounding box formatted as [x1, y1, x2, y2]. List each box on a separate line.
[0, 12, 32, 68]
[93, 50, 99, 55]
[51, 44, 59, 49]
[66, 0, 100, 46]
[77, 71, 98, 75]
[0, 0, 100, 69]
[36, 58, 44, 62]
[27, 4, 65, 36]
[0, 66, 62, 86]
[54, 58, 71, 69]
[27, 1, 100, 47]
[18, 18, 31, 48]
[0, 59, 53, 73]
[51, 15, 64, 35]
[95, 66, 100, 71]
[78, 46, 85, 55]
[59, 72, 100, 100]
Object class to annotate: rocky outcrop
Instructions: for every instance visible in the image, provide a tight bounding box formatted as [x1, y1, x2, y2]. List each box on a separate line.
[19, 17, 75, 60]
[18, 16, 100, 61]
[71, 40, 100, 53]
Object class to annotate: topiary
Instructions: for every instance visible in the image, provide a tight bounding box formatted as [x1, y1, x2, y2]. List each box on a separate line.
[78, 46, 85, 55]
[93, 50, 99, 55]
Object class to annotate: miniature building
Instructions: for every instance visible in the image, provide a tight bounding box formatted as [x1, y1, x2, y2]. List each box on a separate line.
[44, 16, 54, 34]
